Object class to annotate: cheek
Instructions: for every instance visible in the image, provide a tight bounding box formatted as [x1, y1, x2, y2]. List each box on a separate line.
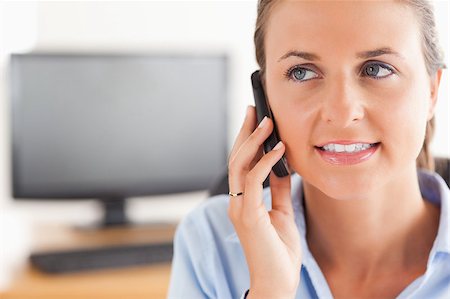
[383, 91, 429, 161]
[267, 76, 321, 151]
[268, 95, 316, 167]
[374, 77, 429, 149]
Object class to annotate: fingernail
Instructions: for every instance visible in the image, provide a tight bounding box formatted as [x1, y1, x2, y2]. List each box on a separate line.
[273, 141, 283, 150]
[258, 116, 268, 128]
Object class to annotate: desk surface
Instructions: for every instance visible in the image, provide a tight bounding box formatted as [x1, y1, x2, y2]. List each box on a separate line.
[1, 263, 172, 299]
[0, 223, 176, 299]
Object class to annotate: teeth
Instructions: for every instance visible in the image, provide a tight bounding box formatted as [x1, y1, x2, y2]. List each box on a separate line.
[345, 144, 356, 152]
[322, 143, 374, 153]
[335, 144, 345, 152]
[323, 144, 334, 151]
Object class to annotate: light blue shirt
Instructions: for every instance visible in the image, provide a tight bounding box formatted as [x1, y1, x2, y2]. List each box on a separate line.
[168, 170, 450, 298]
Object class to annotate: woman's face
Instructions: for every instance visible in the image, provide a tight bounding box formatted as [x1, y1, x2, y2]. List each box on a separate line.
[264, 0, 438, 199]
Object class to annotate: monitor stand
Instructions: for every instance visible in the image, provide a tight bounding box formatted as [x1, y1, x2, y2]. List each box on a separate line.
[76, 197, 174, 230]
[101, 197, 129, 227]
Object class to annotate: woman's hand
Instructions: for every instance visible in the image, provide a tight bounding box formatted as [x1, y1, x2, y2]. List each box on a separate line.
[227, 106, 302, 299]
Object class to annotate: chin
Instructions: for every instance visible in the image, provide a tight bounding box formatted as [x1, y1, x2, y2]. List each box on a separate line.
[298, 165, 383, 201]
[322, 187, 374, 201]
[323, 177, 379, 200]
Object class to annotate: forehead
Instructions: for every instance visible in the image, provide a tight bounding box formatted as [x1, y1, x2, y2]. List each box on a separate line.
[265, 0, 422, 62]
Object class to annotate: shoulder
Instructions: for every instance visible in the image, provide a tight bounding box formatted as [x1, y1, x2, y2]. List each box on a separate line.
[174, 187, 273, 252]
[173, 194, 234, 255]
[180, 193, 231, 234]
[418, 169, 450, 205]
[170, 194, 256, 298]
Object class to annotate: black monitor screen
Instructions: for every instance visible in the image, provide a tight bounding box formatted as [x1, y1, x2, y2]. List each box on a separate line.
[10, 53, 228, 199]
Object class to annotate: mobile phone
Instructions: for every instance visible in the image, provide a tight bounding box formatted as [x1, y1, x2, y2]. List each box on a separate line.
[251, 70, 290, 177]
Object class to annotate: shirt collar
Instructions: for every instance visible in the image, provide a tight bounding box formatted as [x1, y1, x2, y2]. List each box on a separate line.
[418, 169, 450, 255]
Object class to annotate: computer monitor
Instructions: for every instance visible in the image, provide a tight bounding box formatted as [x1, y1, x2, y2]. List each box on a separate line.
[9, 52, 228, 227]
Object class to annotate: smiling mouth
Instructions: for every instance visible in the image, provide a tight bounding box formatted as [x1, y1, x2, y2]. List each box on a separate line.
[315, 142, 381, 153]
[314, 142, 381, 165]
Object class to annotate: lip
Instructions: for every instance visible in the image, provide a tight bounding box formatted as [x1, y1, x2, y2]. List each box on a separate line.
[315, 140, 378, 147]
[315, 142, 381, 165]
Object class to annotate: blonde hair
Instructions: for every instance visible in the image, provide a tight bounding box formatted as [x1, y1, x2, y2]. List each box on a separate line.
[254, 0, 446, 171]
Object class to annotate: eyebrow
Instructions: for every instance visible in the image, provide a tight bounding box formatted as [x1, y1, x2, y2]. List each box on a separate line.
[278, 51, 320, 62]
[356, 47, 405, 60]
[278, 47, 404, 62]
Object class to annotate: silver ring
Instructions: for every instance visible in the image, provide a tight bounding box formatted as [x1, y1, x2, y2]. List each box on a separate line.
[229, 191, 244, 197]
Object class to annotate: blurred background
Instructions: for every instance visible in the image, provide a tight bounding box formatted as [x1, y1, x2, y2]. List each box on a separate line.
[0, 1, 448, 298]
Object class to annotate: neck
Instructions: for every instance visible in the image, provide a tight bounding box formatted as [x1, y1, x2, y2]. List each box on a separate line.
[302, 167, 440, 279]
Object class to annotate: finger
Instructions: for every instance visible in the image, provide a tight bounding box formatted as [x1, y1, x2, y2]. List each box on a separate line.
[228, 106, 257, 162]
[230, 115, 274, 174]
[242, 141, 286, 214]
[270, 170, 293, 216]
[228, 106, 258, 214]
[228, 116, 274, 200]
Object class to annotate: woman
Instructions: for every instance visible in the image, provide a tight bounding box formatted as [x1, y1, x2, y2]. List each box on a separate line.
[168, 1, 448, 298]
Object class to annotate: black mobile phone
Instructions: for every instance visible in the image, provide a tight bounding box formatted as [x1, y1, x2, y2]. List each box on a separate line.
[251, 70, 290, 177]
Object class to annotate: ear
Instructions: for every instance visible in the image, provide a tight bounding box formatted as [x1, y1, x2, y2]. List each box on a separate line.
[427, 69, 443, 121]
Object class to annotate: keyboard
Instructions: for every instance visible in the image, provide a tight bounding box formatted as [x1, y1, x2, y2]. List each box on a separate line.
[30, 242, 174, 274]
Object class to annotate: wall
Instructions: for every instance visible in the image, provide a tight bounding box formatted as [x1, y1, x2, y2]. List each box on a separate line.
[0, 1, 258, 224]
[0, 1, 260, 289]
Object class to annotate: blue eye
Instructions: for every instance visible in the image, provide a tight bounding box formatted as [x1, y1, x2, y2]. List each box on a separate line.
[362, 62, 394, 79]
[285, 66, 319, 82]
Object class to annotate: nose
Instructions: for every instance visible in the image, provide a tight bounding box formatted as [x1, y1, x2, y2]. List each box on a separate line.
[320, 76, 365, 128]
